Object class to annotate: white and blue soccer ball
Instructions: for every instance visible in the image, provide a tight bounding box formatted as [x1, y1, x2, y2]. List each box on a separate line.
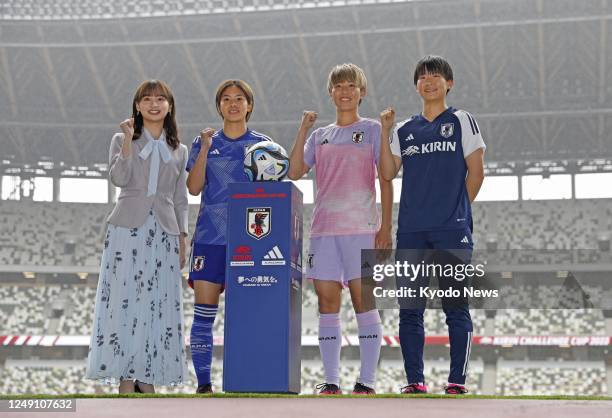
[243, 141, 290, 181]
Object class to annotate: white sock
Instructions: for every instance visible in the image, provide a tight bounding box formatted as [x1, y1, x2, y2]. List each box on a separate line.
[356, 309, 382, 388]
[318, 312, 341, 386]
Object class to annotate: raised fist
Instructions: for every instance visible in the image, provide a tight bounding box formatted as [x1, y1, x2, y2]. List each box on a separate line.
[199, 128, 215, 151]
[119, 118, 135, 139]
[380, 107, 395, 131]
[300, 111, 317, 131]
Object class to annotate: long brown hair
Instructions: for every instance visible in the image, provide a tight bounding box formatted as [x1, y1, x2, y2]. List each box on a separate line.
[131, 80, 180, 150]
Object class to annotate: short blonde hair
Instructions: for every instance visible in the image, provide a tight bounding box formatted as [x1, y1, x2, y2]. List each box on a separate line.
[326, 63, 367, 94]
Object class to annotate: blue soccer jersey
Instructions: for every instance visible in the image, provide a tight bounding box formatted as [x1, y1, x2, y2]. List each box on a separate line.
[390, 107, 486, 232]
[187, 129, 270, 245]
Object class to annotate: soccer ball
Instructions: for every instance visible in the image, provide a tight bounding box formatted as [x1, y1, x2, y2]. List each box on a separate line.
[243, 141, 290, 181]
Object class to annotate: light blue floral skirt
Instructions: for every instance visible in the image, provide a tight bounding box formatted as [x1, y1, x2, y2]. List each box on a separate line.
[86, 211, 187, 386]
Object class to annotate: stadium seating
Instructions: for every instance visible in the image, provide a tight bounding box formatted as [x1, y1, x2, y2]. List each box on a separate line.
[0, 199, 610, 397]
[497, 362, 607, 396]
[471, 200, 612, 251]
[0, 359, 485, 395]
[10, 359, 607, 396]
[57, 286, 98, 335]
[0, 285, 60, 334]
[0, 279, 608, 336]
[0, 363, 208, 395]
[0, 359, 604, 396]
[1, 199, 611, 266]
[0, 360, 604, 395]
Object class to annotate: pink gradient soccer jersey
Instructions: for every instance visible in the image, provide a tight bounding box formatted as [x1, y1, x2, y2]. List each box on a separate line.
[304, 118, 382, 237]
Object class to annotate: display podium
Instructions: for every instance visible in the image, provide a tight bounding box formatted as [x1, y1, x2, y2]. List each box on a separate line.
[223, 181, 303, 393]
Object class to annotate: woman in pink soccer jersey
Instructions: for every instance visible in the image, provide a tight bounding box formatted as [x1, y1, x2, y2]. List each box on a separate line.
[86, 80, 189, 393]
[288, 63, 393, 395]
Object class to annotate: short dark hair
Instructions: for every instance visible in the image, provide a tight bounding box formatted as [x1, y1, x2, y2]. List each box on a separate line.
[413, 55, 454, 86]
[215, 79, 255, 122]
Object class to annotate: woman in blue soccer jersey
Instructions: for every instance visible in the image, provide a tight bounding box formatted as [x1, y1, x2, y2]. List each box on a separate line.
[379, 55, 486, 395]
[86, 80, 189, 393]
[186, 79, 271, 393]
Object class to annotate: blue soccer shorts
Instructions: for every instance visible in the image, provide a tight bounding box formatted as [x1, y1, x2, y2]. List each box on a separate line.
[188, 242, 226, 288]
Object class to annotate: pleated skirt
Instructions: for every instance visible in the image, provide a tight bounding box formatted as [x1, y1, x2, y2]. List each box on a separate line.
[85, 211, 187, 386]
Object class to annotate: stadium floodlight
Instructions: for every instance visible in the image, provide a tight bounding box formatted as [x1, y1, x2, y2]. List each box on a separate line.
[23, 272, 36, 279]
[556, 271, 569, 279]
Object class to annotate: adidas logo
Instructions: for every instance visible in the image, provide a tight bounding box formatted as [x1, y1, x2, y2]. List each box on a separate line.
[405, 133, 414, 141]
[461, 236, 470, 244]
[321, 138, 329, 145]
[262, 245, 286, 266]
[209, 149, 220, 155]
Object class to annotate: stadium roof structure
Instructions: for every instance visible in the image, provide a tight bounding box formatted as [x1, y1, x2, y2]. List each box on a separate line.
[0, 0, 611, 174]
[4, 0, 424, 21]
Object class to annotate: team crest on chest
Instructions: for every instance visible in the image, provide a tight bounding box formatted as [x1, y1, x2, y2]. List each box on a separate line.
[440, 123, 454, 138]
[352, 131, 364, 143]
[247, 207, 271, 240]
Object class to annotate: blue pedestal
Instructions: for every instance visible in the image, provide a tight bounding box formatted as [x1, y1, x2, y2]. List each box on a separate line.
[223, 181, 303, 393]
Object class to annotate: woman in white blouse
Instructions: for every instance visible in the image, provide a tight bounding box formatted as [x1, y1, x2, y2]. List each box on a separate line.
[85, 80, 189, 394]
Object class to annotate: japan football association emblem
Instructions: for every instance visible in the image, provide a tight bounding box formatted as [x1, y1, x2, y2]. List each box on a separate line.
[193, 256, 205, 272]
[246, 207, 271, 240]
[352, 131, 364, 143]
[440, 123, 454, 138]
